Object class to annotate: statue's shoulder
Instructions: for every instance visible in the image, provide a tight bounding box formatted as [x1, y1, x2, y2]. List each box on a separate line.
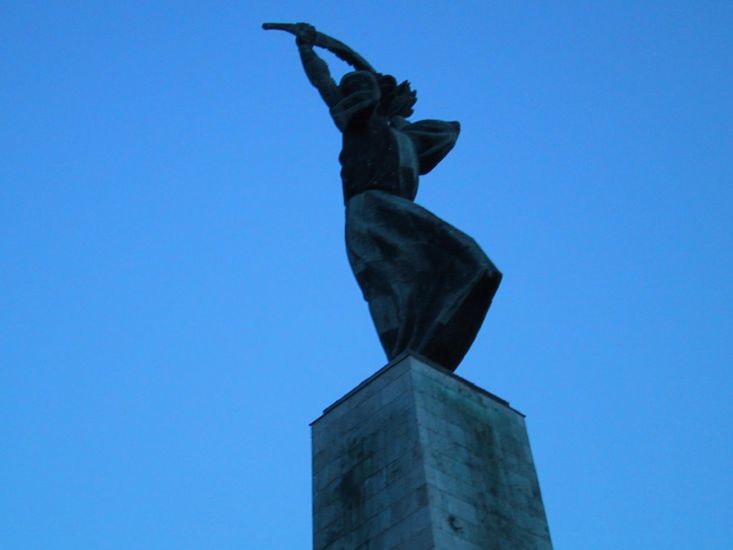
[400, 119, 461, 175]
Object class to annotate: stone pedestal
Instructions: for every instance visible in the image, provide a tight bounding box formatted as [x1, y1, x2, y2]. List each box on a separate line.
[311, 354, 552, 549]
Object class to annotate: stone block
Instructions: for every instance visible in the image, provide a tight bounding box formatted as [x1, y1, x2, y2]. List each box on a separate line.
[311, 354, 552, 549]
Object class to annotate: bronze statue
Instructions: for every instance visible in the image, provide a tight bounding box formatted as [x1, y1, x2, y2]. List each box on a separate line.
[264, 22, 502, 371]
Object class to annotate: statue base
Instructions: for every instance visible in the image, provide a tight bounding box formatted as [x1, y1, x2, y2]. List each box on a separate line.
[311, 354, 552, 549]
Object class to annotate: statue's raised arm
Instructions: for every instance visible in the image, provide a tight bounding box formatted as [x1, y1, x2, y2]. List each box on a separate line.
[262, 22, 376, 72]
[263, 22, 377, 110]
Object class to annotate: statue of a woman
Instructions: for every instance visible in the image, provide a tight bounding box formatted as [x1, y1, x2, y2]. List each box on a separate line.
[267, 23, 502, 371]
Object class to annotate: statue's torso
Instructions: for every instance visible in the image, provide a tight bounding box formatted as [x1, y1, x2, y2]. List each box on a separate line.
[340, 115, 419, 204]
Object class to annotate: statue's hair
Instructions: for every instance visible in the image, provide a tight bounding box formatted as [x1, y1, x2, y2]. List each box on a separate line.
[377, 74, 417, 118]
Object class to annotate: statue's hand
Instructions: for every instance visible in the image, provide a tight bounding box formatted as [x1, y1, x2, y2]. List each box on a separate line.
[294, 22, 317, 45]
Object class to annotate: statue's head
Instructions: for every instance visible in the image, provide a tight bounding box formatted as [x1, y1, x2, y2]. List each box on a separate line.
[377, 74, 417, 118]
[339, 71, 379, 98]
[338, 71, 417, 119]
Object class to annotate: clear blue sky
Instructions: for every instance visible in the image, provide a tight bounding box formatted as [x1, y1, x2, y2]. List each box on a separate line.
[2, 2, 731, 548]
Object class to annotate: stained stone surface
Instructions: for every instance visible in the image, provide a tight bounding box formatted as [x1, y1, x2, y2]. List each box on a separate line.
[311, 354, 552, 549]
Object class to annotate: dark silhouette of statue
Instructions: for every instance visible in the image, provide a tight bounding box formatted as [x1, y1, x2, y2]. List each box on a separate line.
[264, 22, 502, 371]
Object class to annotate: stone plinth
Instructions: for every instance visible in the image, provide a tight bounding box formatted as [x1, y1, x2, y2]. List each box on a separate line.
[311, 354, 552, 549]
